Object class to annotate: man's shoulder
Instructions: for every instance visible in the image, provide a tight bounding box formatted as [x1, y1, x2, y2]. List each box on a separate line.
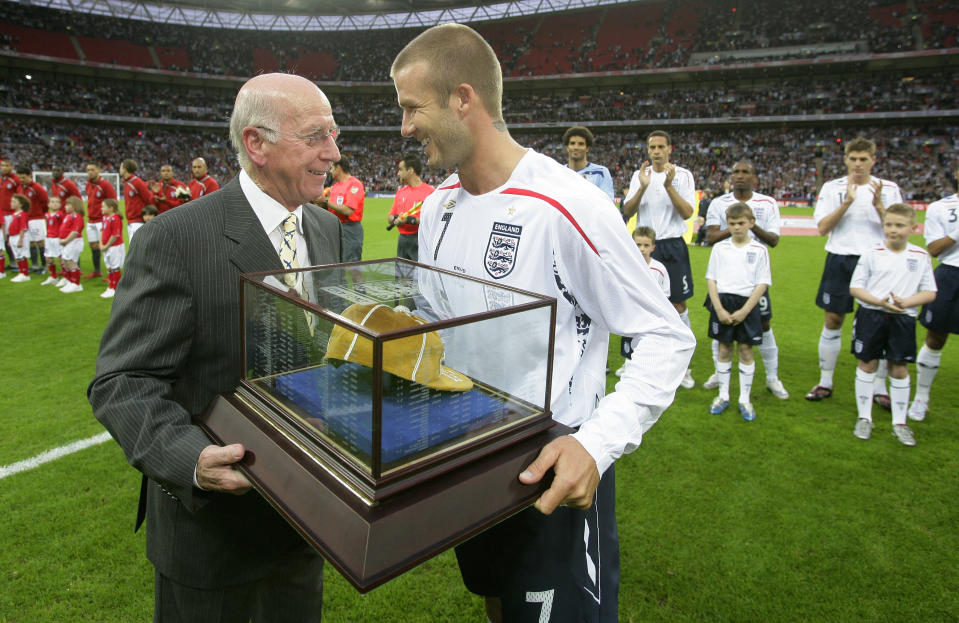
[928, 193, 959, 212]
[750, 192, 777, 205]
[821, 177, 847, 190]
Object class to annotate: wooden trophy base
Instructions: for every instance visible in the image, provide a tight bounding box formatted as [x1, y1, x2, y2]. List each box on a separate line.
[196, 393, 571, 592]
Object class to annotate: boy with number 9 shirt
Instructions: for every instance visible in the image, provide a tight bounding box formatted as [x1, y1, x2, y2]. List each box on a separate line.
[704, 203, 771, 421]
[849, 204, 936, 446]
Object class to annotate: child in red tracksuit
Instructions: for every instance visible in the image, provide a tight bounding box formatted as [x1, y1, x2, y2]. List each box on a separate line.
[99, 198, 125, 299]
[8, 194, 31, 282]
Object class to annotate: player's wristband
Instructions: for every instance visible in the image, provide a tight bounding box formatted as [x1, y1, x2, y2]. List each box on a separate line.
[948, 229, 959, 242]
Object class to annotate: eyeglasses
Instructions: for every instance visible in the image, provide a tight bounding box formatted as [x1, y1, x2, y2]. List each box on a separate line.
[256, 125, 339, 147]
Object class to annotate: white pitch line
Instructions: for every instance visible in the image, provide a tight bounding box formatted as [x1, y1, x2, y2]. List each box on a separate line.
[0, 431, 113, 480]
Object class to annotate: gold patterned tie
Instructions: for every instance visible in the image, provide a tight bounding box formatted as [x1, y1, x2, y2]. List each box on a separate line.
[280, 213, 299, 287]
[280, 212, 315, 336]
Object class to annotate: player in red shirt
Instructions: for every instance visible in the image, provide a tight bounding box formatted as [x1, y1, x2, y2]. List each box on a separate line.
[99, 198, 125, 298]
[40, 196, 64, 285]
[150, 164, 190, 213]
[58, 196, 86, 293]
[85, 162, 117, 279]
[387, 154, 434, 262]
[1, 158, 20, 273]
[317, 154, 365, 262]
[8, 193, 31, 281]
[16, 165, 49, 274]
[188, 157, 220, 200]
[120, 158, 155, 240]
[50, 166, 82, 204]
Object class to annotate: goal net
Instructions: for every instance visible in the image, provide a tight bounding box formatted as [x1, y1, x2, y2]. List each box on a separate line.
[33, 171, 121, 200]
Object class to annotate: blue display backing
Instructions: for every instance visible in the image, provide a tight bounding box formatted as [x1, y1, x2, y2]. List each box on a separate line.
[271, 364, 517, 465]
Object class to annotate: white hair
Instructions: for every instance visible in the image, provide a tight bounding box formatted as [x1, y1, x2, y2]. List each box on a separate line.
[229, 86, 283, 172]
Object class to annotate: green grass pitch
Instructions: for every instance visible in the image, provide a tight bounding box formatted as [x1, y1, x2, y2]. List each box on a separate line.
[0, 198, 957, 622]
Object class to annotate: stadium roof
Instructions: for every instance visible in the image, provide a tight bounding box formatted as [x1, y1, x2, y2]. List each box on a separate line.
[25, 0, 633, 30]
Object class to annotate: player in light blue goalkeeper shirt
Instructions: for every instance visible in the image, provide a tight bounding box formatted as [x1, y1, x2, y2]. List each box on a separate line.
[563, 125, 615, 201]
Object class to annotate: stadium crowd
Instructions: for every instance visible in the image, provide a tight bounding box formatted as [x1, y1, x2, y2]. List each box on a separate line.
[2, 117, 954, 201]
[5, 69, 956, 126]
[1, 0, 954, 80]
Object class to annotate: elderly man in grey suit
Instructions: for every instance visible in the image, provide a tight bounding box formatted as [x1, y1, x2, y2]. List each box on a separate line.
[89, 73, 342, 622]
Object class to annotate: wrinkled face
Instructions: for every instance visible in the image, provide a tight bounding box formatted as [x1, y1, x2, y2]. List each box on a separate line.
[566, 136, 590, 162]
[86, 164, 99, 181]
[633, 235, 655, 262]
[160, 165, 174, 181]
[883, 212, 914, 246]
[727, 216, 754, 238]
[647, 136, 672, 165]
[257, 94, 340, 210]
[48, 197, 61, 212]
[730, 162, 757, 192]
[395, 62, 472, 171]
[192, 159, 207, 179]
[844, 150, 875, 182]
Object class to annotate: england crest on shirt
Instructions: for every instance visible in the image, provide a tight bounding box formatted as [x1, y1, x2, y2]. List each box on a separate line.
[485, 222, 522, 279]
[907, 258, 918, 272]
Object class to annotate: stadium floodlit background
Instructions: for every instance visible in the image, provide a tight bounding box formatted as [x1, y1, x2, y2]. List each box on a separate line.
[1, 0, 957, 621]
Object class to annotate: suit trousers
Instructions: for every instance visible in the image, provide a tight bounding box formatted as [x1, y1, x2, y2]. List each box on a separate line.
[154, 551, 324, 623]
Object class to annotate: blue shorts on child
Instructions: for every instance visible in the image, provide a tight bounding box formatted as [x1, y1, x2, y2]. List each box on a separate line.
[705, 293, 763, 344]
[851, 306, 917, 363]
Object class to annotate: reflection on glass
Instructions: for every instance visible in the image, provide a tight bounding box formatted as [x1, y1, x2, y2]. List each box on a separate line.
[242, 259, 554, 479]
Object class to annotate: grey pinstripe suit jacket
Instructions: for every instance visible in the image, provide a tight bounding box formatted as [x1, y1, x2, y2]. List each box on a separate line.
[89, 179, 342, 588]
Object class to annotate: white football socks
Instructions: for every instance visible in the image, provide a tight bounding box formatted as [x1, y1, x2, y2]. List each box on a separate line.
[855, 368, 875, 422]
[915, 345, 942, 402]
[739, 362, 755, 405]
[717, 360, 732, 401]
[890, 376, 910, 426]
[758, 328, 779, 381]
[873, 359, 889, 396]
[818, 327, 843, 388]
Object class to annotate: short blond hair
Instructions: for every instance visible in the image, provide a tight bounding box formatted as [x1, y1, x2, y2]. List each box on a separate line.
[391, 23, 503, 122]
[884, 202, 915, 223]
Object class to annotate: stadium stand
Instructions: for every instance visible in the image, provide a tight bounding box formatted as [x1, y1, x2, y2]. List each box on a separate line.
[0, 0, 956, 201]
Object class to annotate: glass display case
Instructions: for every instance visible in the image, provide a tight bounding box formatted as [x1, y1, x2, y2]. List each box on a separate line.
[196, 259, 567, 592]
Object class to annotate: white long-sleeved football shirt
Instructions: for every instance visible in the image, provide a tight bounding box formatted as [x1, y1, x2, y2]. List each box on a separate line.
[417, 150, 696, 474]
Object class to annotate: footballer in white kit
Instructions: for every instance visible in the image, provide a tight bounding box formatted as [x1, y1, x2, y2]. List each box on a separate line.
[418, 149, 695, 620]
[703, 160, 788, 398]
[420, 150, 693, 453]
[807, 138, 903, 403]
[908, 190, 959, 420]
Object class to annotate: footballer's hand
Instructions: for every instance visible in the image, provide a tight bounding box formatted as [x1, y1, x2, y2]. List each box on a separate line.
[717, 308, 734, 325]
[519, 436, 600, 515]
[638, 160, 652, 188]
[844, 182, 858, 207]
[729, 309, 748, 324]
[869, 179, 884, 209]
[664, 162, 676, 185]
[196, 444, 252, 495]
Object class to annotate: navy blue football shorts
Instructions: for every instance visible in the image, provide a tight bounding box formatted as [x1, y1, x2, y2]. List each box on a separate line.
[455, 465, 619, 623]
[851, 306, 917, 363]
[705, 292, 764, 345]
[816, 252, 860, 314]
[919, 264, 959, 335]
[651, 236, 693, 303]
